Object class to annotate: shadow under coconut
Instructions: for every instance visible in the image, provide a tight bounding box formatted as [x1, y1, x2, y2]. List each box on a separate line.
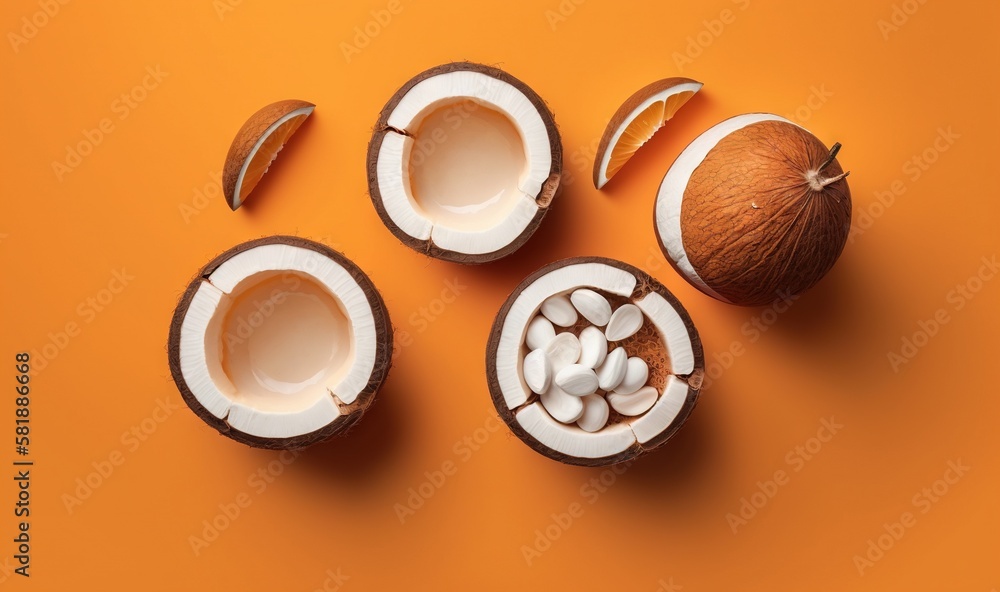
[292, 377, 412, 485]
[237, 110, 319, 218]
[756, 254, 905, 397]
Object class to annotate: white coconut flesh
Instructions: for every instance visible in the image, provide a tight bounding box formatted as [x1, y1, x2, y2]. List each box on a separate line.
[654, 113, 802, 302]
[595, 80, 703, 189]
[375, 70, 554, 255]
[177, 244, 378, 439]
[495, 261, 696, 459]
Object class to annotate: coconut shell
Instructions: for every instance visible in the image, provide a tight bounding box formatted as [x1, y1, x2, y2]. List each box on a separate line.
[485, 257, 704, 467]
[222, 99, 315, 211]
[167, 236, 393, 450]
[366, 62, 562, 264]
[672, 120, 851, 306]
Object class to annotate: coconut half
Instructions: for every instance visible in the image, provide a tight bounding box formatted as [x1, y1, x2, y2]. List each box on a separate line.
[367, 62, 562, 263]
[655, 113, 852, 306]
[486, 257, 704, 466]
[167, 236, 392, 449]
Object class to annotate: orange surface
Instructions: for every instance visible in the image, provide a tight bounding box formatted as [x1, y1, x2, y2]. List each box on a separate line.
[1, 1, 998, 589]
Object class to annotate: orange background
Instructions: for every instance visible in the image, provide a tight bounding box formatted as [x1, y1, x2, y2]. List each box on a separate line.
[2, 0, 998, 589]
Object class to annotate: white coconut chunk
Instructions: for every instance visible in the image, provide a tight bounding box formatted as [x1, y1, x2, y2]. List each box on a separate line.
[543, 332, 581, 373]
[635, 290, 696, 375]
[539, 385, 585, 424]
[605, 303, 644, 341]
[539, 294, 578, 327]
[655, 113, 796, 302]
[522, 349, 552, 395]
[570, 288, 612, 326]
[207, 243, 376, 405]
[578, 326, 608, 369]
[554, 364, 599, 397]
[385, 70, 552, 198]
[429, 193, 539, 255]
[375, 132, 433, 241]
[608, 386, 658, 417]
[525, 315, 556, 350]
[516, 403, 636, 459]
[630, 376, 690, 444]
[577, 394, 610, 433]
[178, 281, 235, 419]
[596, 347, 628, 391]
[615, 357, 649, 395]
[497, 262, 637, 410]
[226, 395, 342, 439]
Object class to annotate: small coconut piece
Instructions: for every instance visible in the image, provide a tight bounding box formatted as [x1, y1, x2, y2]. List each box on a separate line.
[596, 347, 628, 391]
[539, 385, 585, 424]
[554, 364, 599, 397]
[577, 394, 610, 433]
[486, 257, 705, 466]
[594, 77, 702, 189]
[570, 289, 612, 326]
[167, 236, 392, 449]
[655, 113, 852, 306]
[525, 315, 557, 350]
[223, 99, 315, 210]
[540, 294, 578, 327]
[367, 62, 562, 263]
[605, 303, 644, 341]
[578, 326, 608, 369]
[615, 357, 649, 395]
[608, 386, 658, 417]
[522, 349, 552, 394]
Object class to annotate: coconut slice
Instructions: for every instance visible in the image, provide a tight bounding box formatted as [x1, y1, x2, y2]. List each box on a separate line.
[486, 257, 704, 466]
[593, 78, 702, 189]
[223, 100, 315, 210]
[167, 236, 392, 449]
[654, 113, 852, 306]
[367, 62, 562, 263]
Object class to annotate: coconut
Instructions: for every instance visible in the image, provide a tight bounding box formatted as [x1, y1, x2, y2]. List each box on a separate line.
[167, 236, 392, 449]
[367, 62, 562, 263]
[655, 113, 852, 306]
[486, 257, 704, 466]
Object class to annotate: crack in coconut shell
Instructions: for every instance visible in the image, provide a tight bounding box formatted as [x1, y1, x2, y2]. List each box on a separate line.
[366, 61, 563, 264]
[485, 257, 704, 466]
[167, 236, 393, 450]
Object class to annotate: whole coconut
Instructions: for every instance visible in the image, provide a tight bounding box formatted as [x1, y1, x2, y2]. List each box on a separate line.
[655, 113, 851, 306]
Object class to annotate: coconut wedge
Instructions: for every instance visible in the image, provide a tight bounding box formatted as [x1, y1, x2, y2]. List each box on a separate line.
[593, 78, 702, 189]
[486, 257, 704, 466]
[223, 100, 315, 210]
[367, 62, 562, 263]
[655, 113, 852, 306]
[167, 236, 392, 449]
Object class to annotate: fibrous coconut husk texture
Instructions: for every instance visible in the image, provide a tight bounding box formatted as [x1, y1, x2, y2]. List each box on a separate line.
[167, 236, 393, 450]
